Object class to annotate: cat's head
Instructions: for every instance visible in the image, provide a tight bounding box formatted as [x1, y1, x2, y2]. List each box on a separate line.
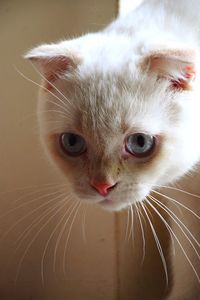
[26, 33, 200, 211]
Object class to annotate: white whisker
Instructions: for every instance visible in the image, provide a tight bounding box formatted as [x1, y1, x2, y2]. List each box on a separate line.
[128, 203, 134, 243]
[81, 204, 88, 244]
[0, 182, 64, 196]
[41, 196, 73, 285]
[30, 61, 75, 110]
[1, 187, 64, 216]
[148, 196, 177, 256]
[15, 193, 68, 250]
[135, 202, 146, 263]
[13, 184, 66, 205]
[0, 190, 67, 243]
[53, 200, 80, 273]
[15, 198, 68, 284]
[141, 201, 169, 286]
[150, 195, 200, 258]
[145, 198, 200, 283]
[125, 205, 130, 242]
[154, 184, 200, 199]
[152, 190, 200, 220]
[15, 67, 72, 116]
[63, 201, 82, 275]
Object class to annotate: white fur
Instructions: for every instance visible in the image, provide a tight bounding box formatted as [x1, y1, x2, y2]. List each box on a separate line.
[26, 0, 200, 211]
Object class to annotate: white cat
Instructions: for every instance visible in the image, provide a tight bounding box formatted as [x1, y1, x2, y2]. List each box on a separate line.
[23, 1, 200, 298]
[25, 0, 200, 213]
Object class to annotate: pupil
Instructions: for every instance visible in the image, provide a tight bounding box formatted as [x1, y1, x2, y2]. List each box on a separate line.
[69, 134, 77, 146]
[137, 135, 145, 148]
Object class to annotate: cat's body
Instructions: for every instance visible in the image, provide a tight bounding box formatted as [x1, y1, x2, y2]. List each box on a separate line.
[26, 0, 200, 298]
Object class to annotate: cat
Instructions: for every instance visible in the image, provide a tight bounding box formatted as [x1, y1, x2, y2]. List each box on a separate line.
[25, 1, 200, 298]
[25, 0, 200, 212]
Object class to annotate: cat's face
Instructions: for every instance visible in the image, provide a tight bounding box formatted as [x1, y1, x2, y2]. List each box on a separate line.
[26, 34, 200, 211]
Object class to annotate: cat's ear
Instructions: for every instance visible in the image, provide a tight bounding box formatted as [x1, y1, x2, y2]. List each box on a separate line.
[143, 49, 196, 90]
[25, 44, 81, 83]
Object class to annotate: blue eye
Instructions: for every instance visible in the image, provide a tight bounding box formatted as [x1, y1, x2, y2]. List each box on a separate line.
[60, 133, 87, 156]
[125, 133, 155, 157]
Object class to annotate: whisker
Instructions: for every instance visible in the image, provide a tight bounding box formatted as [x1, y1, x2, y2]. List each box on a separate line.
[150, 195, 200, 258]
[141, 201, 169, 286]
[152, 190, 200, 220]
[0, 191, 67, 243]
[135, 202, 146, 263]
[151, 189, 183, 215]
[44, 98, 72, 119]
[15, 198, 68, 283]
[29, 61, 75, 110]
[127, 204, 132, 242]
[81, 204, 88, 244]
[15, 67, 72, 116]
[53, 200, 80, 273]
[125, 205, 130, 242]
[0, 182, 65, 196]
[63, 201, 82, 275]
[0, 188, 66, 222]
[41, 197, 74, 285]
[15, 193, 68, 249]
[13, 184, 66, 204]
[148, 196, 177, 256]
[21, 109, 70, 124]
[145, 198, 200, 283]
[154, 184, 200, 199]
[128, 203, 134, 242]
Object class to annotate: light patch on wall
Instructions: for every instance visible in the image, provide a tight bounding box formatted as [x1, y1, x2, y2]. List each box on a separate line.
[119, 0, 143, 16]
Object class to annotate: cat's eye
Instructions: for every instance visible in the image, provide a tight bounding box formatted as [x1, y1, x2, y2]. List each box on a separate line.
[125, 133, 156, 157]
[60, 133, 87, 156]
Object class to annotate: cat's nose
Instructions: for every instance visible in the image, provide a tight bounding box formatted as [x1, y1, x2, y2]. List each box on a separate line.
[91, 181, 117, 196]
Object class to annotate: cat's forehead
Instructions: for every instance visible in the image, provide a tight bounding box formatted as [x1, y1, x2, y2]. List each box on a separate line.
[74, 73, 128, 140]
[70, 71, 168, 140]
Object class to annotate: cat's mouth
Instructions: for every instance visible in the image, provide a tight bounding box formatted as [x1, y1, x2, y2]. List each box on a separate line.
[73, 180, 153, 211]
[75, 184, 150, 211]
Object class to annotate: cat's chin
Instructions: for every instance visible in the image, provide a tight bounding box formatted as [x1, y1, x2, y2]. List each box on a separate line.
[98, 198, 129, 211]
[76, 196, 136, 212]
[74, 193, 129, 211]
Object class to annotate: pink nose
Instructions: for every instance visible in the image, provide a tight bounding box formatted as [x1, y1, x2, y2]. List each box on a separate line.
[91, 182, 117, 196]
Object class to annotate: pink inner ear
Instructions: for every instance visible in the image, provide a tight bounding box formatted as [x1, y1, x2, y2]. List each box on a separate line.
[145, 49, 196, 90]
[31, 55, 72, 89]
[171, 64, 196, 90]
